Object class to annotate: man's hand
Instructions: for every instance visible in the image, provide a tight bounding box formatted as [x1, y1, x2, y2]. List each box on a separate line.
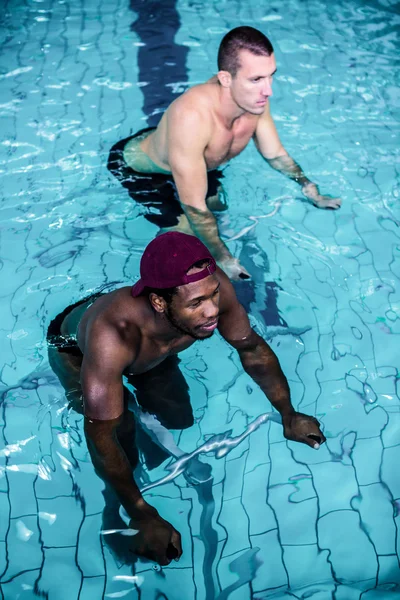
[282, 412, 326, 449]
[218, 256, 251, 281]
[130, 500, 182, 566]
[302, 183, 342, 210]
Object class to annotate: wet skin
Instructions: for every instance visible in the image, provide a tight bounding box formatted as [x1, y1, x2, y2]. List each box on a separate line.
[129, 49, 341, 281]
[55, 266, 326, 566]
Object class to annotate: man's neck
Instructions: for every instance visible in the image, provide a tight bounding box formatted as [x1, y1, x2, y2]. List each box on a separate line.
[216, 84, 246, 128]
[149, 307, 192, 344]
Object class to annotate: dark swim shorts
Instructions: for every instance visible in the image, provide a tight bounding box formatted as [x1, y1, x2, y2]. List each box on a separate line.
[47, 293, 103, 357]
[107, 127, 225, 229]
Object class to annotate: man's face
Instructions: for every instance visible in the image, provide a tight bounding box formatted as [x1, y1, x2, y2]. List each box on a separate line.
[165, 274, 221, 340]
[229, 50, 277, 114]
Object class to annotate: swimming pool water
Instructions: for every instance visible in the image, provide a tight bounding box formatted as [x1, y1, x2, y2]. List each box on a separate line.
[0, 0, 399, 598]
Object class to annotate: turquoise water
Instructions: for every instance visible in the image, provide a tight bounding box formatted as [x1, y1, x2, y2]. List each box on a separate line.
[1, 0, 400, 598]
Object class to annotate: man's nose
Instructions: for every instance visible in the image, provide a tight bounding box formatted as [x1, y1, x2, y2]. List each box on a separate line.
[203, 298, 219, 319]
[263, 81, 272, 97]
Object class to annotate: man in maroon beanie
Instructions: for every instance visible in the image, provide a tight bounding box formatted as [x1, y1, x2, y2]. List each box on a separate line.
[48, 231, 325, 567]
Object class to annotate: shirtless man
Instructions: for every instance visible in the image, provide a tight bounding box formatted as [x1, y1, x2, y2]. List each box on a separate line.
[108, 26, 341, 281]
[48, 231, 326, 566]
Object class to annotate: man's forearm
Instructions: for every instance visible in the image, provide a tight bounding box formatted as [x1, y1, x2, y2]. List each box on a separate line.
[238, 332, 294, 417]
[266, 154, 312, 188]
[84, 417, 151, 522]
[266, 154, 341, 210]
[183, 204, 232, 262]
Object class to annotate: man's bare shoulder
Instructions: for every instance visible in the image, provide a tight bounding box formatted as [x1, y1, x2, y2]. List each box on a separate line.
[78, 287, 147, 353]
[167, 79, 219, 124]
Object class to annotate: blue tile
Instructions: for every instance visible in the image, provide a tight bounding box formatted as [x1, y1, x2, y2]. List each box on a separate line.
[352, 438, 383, 486]
[309, 461, 359, 516]
[8, 472, 38, 519]
[1, 0, 400, 596]
[219, 497, 250, 558]
[0, 569, 40, 600]
[217, 547, 259, 600]
[318, 511, 378, 582]
[35, 547, 83, 599]
[37, 496, 83, 548]
[382, 446, 400, 499]
[0, 541, 7, 579]
[377, 555, 400, 587]
[243, 464, 277, 536]
[79, 577, 107, 600]
[76, 513, 104, 577]
[352, 484, 396, 555]
[3, 516, 42, 581]
[283, 545, 332, 591]
[0, 492, 10, 542]
[250, 530, 287, 593]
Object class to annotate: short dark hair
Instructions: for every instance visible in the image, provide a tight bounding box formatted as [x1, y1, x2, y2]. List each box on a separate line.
[148, 286, 177, 305]
[146, 259, 212, 305]
[218, 26, 274, 77]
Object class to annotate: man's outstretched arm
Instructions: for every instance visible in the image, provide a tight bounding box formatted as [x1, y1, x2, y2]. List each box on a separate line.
[81, 327, 182, 565]
[217, 269, 326, 448]
[254, 101, 341, 210]
[167, 105, 250, 281]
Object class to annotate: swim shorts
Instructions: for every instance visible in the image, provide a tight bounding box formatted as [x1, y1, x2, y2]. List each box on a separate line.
[47, 293, 103, 356]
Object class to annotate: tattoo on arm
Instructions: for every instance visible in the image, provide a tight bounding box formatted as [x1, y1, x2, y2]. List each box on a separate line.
[183, 205, 232, 262]
[266, 155, 312, 187]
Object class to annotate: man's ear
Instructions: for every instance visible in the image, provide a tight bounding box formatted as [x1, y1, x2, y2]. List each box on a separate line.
[149, 293, 167, 313]
[217, 70, 232, 88]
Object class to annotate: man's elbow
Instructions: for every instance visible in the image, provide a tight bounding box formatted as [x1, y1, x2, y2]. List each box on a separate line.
[230, 329, 262, 351]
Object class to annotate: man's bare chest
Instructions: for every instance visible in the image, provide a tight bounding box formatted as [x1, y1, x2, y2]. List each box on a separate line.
[126, 335, 195, 376]
[204, 119, 258, 169]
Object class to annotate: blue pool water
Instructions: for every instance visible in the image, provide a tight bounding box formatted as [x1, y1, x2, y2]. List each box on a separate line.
[1, 0, 400, 598]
